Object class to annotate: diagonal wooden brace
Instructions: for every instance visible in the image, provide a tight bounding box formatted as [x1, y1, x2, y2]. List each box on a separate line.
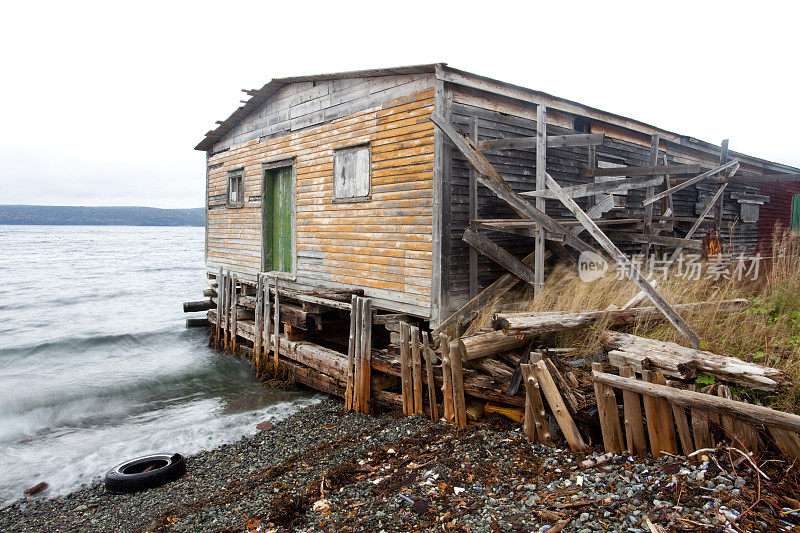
[545, 173, 702, 348]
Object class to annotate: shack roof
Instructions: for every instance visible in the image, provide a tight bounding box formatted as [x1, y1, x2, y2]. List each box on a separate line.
[194, 64, 799, 176]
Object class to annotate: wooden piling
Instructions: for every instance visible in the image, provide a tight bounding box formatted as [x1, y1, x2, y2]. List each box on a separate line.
[399, 322, 413, 415]
[214, 267, 222, 349]
[358, 297, 372, 414]
[273, 277, 280, 370]
[345, 294, 359, 412]
[421, 332, 439, 421]
[410, 325, 423, 415]
[253, 275, 264, 371]
[230, 274, 238, 354]
[449, 340, 467, 428]
[222, 273, 230, 351]
[439, 333, 454, 422]
[264, 278, 272, 357]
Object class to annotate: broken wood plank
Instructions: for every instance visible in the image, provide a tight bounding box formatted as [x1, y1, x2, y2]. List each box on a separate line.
[592, 363, 625, 454]
[544, 172, 702, 348]
[532, 360, 588, 452]
[478, 133, 605, 151]
[619, 366, 647, 455]
[592, 370, 800, 433]
[521, 362, 553, 445]
[602, 330, 790, 391]
[642, 160, 740, 207]
[422, 331, 439, 422]
[670, 397, 694, 456]
[579, 164, 703, 179]
[440, 333, 455, 422]
[449, 341, 467, 428]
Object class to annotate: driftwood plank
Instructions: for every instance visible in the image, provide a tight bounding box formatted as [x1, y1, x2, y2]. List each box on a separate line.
[619, 366, 647, 455]
[592, 363, 625, 454]
[651, 372, 678, 455]
[602, 330, 790, 391]
[641, 370, 664, 457]
[521, 363, 553, 445]
[532, 360, 588, 452]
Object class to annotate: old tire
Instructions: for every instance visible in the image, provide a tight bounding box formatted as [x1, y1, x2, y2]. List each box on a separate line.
[104, 453, 186, 494]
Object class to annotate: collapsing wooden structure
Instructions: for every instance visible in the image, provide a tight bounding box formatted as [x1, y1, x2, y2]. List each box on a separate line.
[189, 64, 800, 457]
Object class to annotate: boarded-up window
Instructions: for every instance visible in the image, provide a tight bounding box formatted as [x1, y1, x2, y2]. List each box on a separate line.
[228, 170, 244, 207]
[333, 146, 370, 201]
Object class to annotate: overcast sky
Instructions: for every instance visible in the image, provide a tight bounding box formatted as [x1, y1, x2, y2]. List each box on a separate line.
[1, 1, 797, 208]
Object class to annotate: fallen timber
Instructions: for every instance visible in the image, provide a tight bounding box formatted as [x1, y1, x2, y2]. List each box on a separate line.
[602, 330, 791, 391]
[459, 299, 748, 361]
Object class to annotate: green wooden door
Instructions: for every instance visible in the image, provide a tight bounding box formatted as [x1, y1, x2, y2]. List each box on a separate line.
[263, 167, 293, 273]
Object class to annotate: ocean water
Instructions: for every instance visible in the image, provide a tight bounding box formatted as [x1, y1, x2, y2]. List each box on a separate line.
[0, 225, 318, 505]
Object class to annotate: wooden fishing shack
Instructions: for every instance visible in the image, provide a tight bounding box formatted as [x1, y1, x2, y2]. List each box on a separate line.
[189, 64, 800, 449]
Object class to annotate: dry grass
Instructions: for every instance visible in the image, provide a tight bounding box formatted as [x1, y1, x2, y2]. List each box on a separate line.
[469, 228, 800, 410]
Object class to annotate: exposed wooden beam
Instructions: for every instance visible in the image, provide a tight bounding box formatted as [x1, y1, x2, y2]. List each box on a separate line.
[726, 173, 800, 184]
[579, 164, 702, 179]
[430, 113, 597, 255]
[643, 160, 740, 207]
[534, 105, 547, 296]
[462, 227, 537, 286]
[478, 133, 605, 151]
[544, 173, 702, 348]
[606, 232, 702, 250]
[521, 174, 663, 200]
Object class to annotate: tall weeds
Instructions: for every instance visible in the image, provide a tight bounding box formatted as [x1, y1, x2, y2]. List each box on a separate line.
[470, 228, 800, 410]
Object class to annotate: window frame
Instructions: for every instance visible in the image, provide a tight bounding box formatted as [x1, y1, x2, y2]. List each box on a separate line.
[227, 169, 245, 208]
[332, 144, 372, 203]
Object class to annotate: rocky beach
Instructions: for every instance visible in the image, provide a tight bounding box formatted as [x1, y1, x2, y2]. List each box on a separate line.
[2, 398, 799, 532]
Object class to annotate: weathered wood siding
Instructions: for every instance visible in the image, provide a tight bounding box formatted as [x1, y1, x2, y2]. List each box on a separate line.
[441, 87, 765, 315]
[206, 78, 435, 317]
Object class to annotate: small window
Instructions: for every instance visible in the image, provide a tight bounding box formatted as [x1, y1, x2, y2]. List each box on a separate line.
[333, 145, 370, 201]
[227, 170, 244, 207]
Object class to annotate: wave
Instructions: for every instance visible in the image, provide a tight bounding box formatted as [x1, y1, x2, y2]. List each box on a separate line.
[0, 327, 184, 363]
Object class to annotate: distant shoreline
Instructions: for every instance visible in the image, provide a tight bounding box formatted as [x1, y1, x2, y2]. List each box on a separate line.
[0, 205, 204, 227]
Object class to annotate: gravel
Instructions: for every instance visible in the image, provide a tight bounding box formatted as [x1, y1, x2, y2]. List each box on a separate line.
[2, 397, 798, 532]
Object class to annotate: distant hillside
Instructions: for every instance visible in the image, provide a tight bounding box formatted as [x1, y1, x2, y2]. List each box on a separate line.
[0, 205, 205, 226]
